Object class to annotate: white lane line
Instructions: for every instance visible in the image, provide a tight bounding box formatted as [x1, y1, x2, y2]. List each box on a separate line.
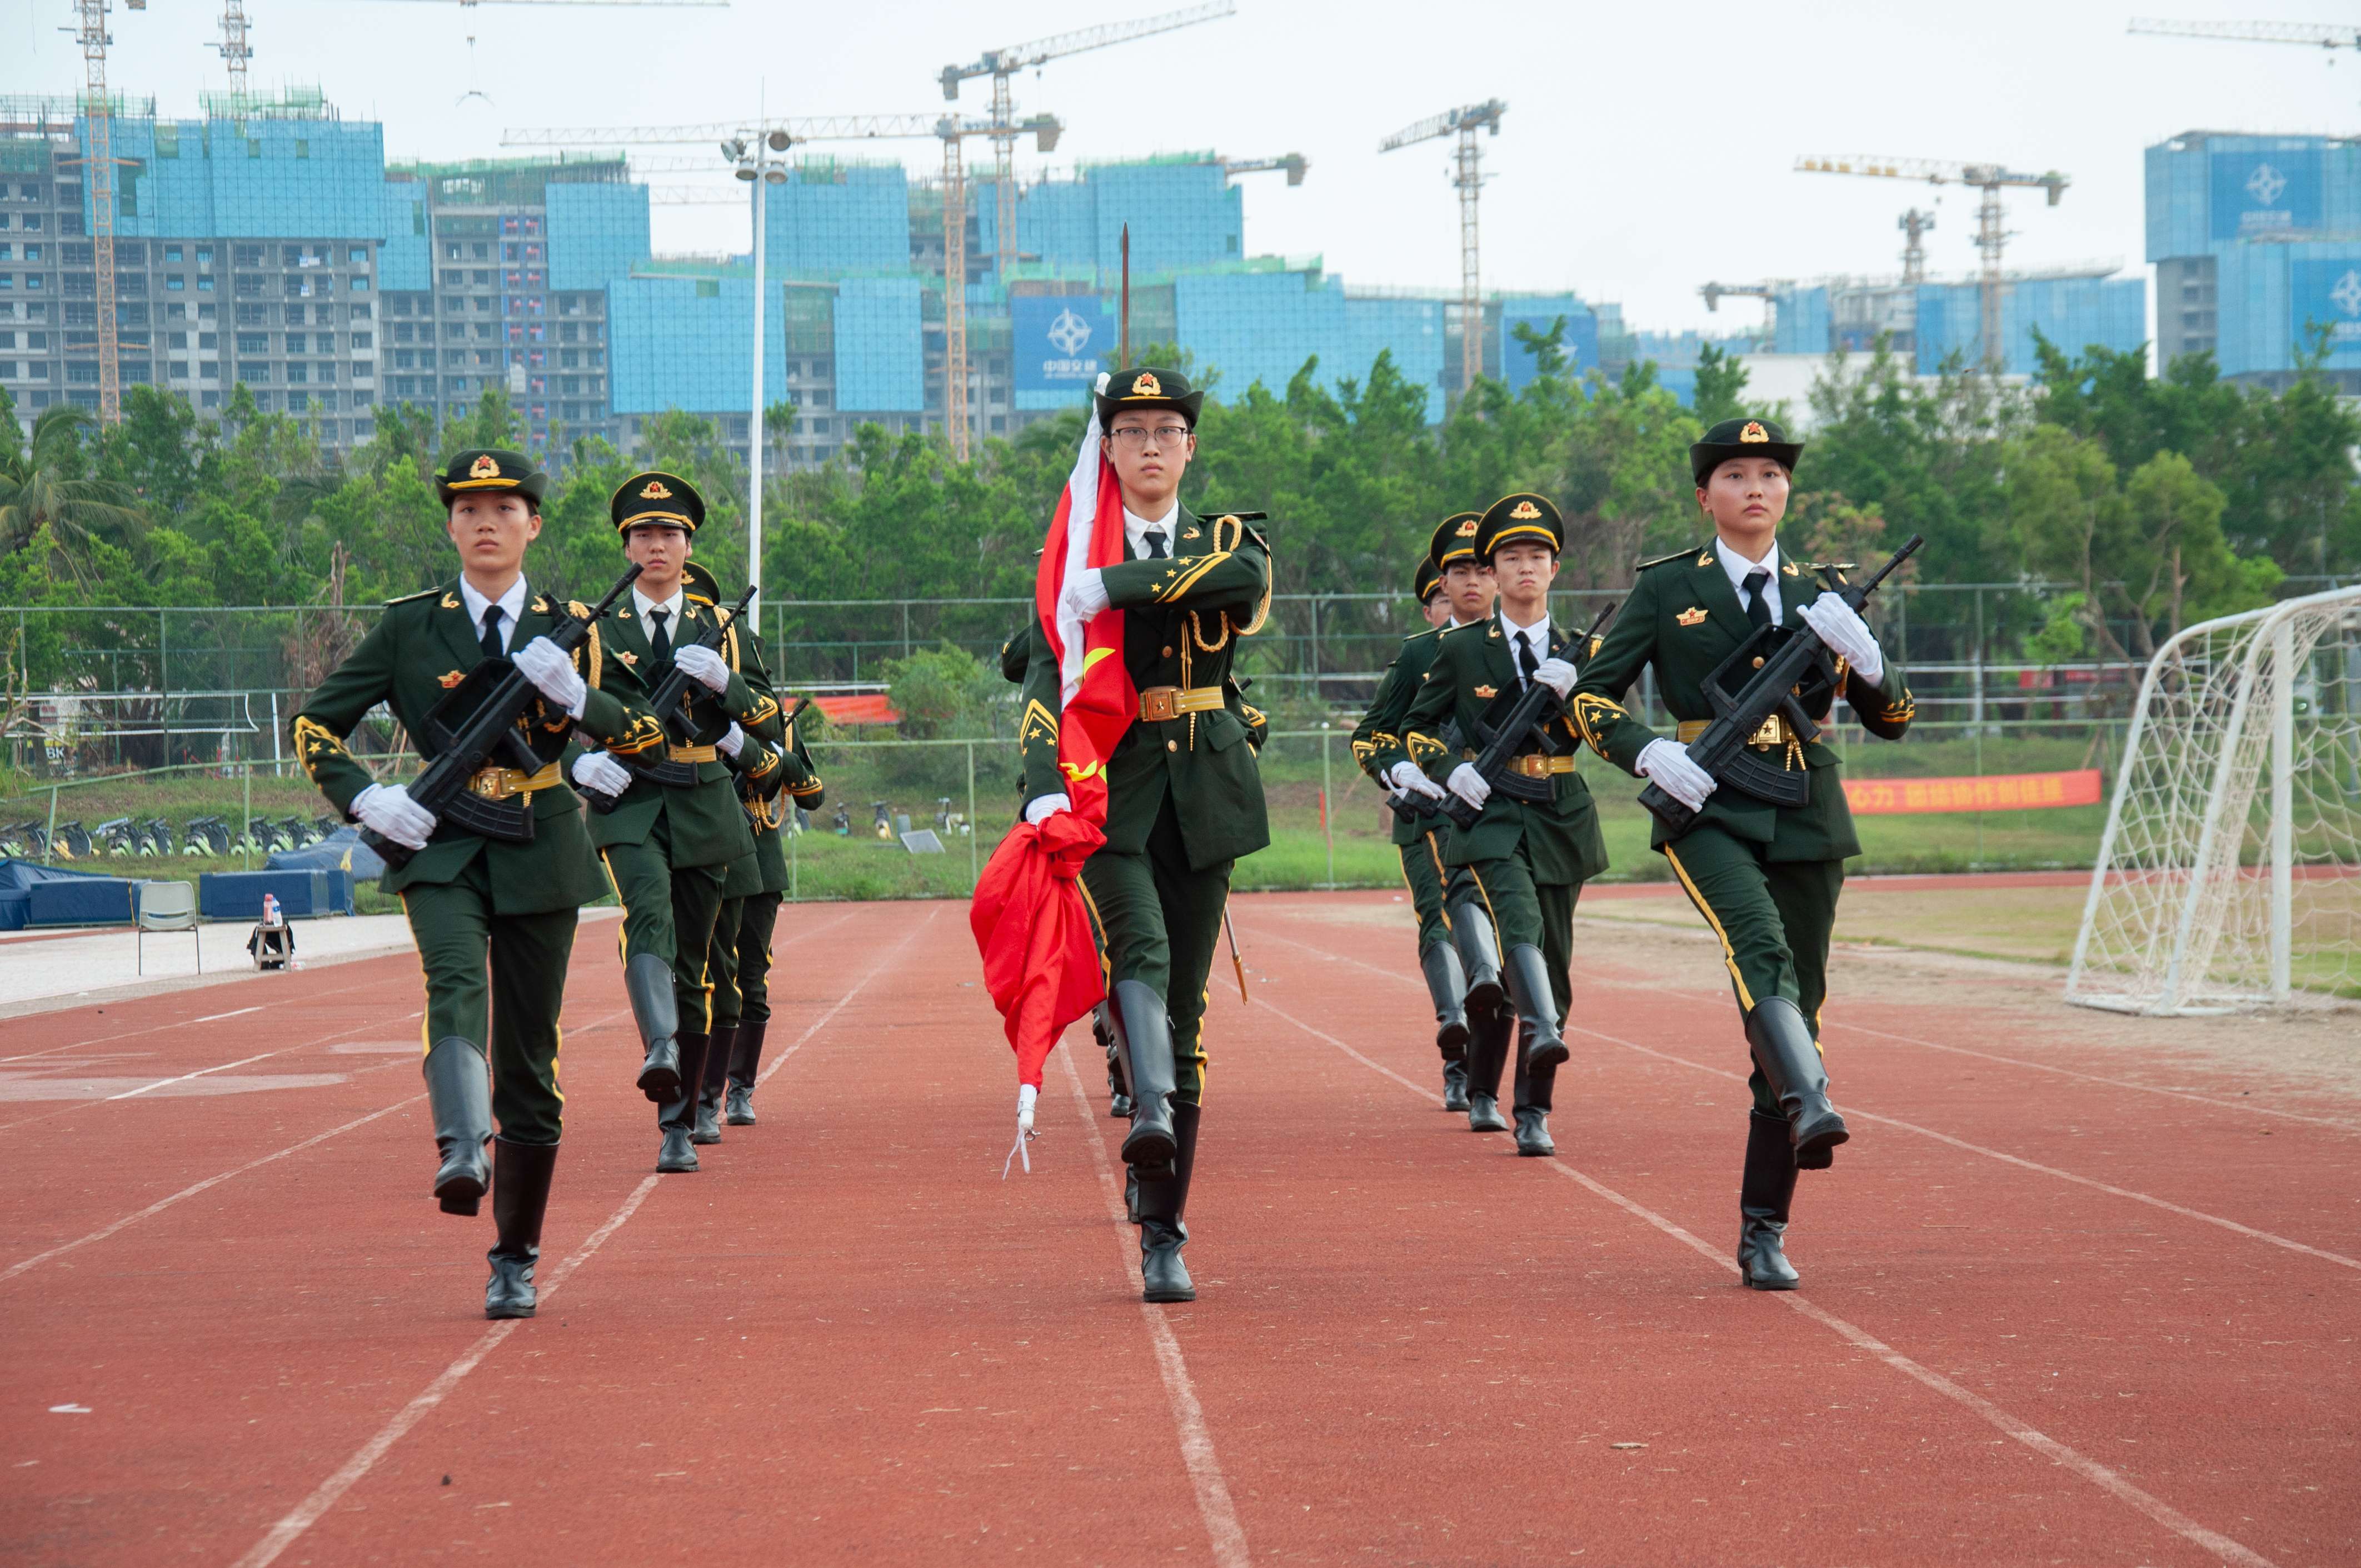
[1256, 996, 2278, 1568]
[193, 1006, 266, 1025]
[756, 906, 935, 1089]
[0, 970, 423, 1064]
[0, 1095, 426, 1285]
[103, 1049, 292, 1101]
[229, 1173, 662, 1568]
[1256, 926, 2361, 1274]
[1056, 1045, 1249, 1568]
[228, 908, 912, 1568]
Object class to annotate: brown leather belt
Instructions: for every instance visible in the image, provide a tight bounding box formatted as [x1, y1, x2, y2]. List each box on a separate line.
[1136, 685, 1226, 723]
[667, 743, 719, 765]
[1461, 748, 1577, 778]
[467, 762, 560, 800]
[1679, 715, 1792, 749]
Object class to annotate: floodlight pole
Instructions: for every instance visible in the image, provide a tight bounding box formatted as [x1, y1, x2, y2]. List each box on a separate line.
[748, 167, 766, 633]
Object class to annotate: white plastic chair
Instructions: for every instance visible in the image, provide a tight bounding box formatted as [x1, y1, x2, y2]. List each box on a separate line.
[136, 880, 202, 975]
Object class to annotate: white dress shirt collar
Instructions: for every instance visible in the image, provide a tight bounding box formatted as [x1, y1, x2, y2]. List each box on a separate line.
[1499, 606, 1551, 682]
[1716, 536, 1781, 622]
[632, 583, 687, 626]
[457, 574, 530, 654]
[1124, 502, 1181, 561]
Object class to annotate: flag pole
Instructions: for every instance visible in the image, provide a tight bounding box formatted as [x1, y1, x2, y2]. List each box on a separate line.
[1119, 223, 1131, 372]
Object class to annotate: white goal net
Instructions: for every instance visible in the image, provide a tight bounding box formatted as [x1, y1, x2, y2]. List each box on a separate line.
[2067, 586, 2361, 1015]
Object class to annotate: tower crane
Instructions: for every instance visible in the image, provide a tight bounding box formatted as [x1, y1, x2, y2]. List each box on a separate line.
[1900, 207, 1935, 285]
[940, 1, 1235, 282]
[216, 2, 252, 98]
[1381, 99, 1506, 395]
[1796, 154, 2068, 371]
[2127, 18, 2361, 51]
[62, 0, 146, 427]
[1223, 153, 1309, 186]
[1699, 281, 1791, 351]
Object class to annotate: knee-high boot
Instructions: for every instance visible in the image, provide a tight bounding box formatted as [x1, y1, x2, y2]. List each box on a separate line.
[1138, 1099, 1200, 1303]
[657, 1029, 710, 1173]
[423, 1036, 492, 1215]
[1095, 1003, 1132, 1119]
[1463, 1000, 1513, 1134]
[1109, 980, 1177, 1170]
[1745, 997, 1849, 1168]
[626, 952, 682, 1104]
[1421, 943, 1471, 1111]
[693, 1023, 735, 1145]
[485, 1137, 558, 1319]
[1451, 901, 1504, 1020]
[1738, 1111, 1801, 1290]
[1508, 945, 1568, 1071]
[724, 1018, 766, 1125]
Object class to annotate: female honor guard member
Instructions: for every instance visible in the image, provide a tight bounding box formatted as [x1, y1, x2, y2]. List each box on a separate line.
[715, 691, 823, 1128]
[1349, 514, 1503, 1111]
[1399, 494, 1609, 1158]
[1571, 417, 1914, 1289]
[1019, 367, 1273, 1305]
[291, 448, 664, 1320]
[567, 473, 777, 1176]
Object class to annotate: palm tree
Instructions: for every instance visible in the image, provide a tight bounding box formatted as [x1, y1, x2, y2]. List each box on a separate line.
[0, 405, 148, 586]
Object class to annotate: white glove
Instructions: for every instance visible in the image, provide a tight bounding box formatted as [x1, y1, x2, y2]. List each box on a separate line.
[511, 636, 586, 717]
[717, 722, 746, 760]
[671, 642, 731, 693]
[1060, 567, 1110, 621]
[1023, 792, 1071, 825]
[1445, 762, 1491, 810]
[352, 782, 437, 849]
[1532, 656, 1578, 698]
[1799, 595, 1884, 685]
[1387, 759, 1445, 800]
[1638, 738, 1719, 811]
[571, 750, 633, 800]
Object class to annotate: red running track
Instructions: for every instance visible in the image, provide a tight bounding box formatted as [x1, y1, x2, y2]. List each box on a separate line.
[2, 892, 2354, 1566]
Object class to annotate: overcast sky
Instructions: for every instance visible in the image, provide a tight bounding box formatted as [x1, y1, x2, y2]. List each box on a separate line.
[3, 0, 2352, 335]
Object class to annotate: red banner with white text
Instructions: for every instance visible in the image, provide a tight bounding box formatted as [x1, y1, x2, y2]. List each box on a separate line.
[1842, 769, 2103, 815]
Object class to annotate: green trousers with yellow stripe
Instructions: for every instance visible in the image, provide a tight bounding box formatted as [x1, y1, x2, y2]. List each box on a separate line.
[1080, 792, 1230, 1108]
[1452, 852, 1580, 1113]
[1399, 830, 1453, 955]
[1660, 823, 1845, 1118]
[601, 813, 727, 1034]
[401, 855, 577, 1145]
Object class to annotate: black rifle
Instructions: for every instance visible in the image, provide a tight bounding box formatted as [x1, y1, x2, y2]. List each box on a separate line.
[363, 563, 643, 870]
[583, 582, 758, 812]
[730, 697, 811, 809]
[1638, 534, 1923, 837]
[1391, 601, 1618, 829]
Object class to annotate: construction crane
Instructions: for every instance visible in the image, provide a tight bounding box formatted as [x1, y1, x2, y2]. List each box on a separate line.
[507, 111, 1060, 461]
[940, 2, 1234, 282]
[2127, 18, 2361, 51]
[1381, 99, 1506, 396]
[61, 0, 145, 427]
[1796, 154, 2068, 371]
[1699, 281, 1790, 350]
[1224, 153, 1309, 186]
[1899, 207, 1935, 285]
[216, 2, 251, 97]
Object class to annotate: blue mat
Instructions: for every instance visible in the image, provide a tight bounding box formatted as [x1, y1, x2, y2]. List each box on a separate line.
[199, 868, 355, 921]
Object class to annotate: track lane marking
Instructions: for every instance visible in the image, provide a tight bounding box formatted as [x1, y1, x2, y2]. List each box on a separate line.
[1055, 1043, 1249, 1568]
[0, 973, 421, 1065]
[1254, 924, 2361, 1272]
[1255, 994, 2279, 1568]
[227, 907, 917, 1568]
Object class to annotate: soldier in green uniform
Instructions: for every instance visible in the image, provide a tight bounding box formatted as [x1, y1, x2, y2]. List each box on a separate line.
[1349, 512, 1504, 1111]
[1570, 417, 1914, 1289]
[1400, 493, 1610, 1157]
[716, 693, 824, 1126]
[291, 448, 665, 1320]
[566, 473, 778, 1176]
[1019, 366, 1272, 1304]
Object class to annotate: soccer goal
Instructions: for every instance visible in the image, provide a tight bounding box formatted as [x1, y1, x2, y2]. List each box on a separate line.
[2066, 585, 2361, 1015]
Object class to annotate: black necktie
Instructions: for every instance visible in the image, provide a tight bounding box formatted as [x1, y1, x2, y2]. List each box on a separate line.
[649, 608, 672, 664]
[1142, 530, 1168, 560]
[1743, 569, 1773, 632]
[1518, 630, 1540, 687]
[478, 605, 505, 660]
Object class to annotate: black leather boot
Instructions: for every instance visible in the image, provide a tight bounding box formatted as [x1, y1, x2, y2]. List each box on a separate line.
[1505, 945, 1569, 1071]
[1464, 998, 1511, 1133]
[1738, 1111, 1801, 1290]
[1420, 941, 1471, 1062]
[657, 1030, 709, 1173]
[1451, 902, 1505, 1020]
[1746, 998, 1849, 1168]
[1138, 1100, 1200, 1303]
[1513, 1106, 1555, 1157]
[693, 1023, 733, 1145]
[1095, 1005, 1132, 1118]
[485, 1137, 557, 1319]
[725, 1017, 765, 1125]
[1110, 980, 1177, 1170]
[422, 1036, 492, 1215]
[1441, 1060, 1470, 1113]
[626, 952, 682, 1105]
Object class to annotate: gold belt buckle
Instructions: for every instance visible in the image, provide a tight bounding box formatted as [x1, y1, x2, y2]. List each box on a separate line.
[1746, 715, 1786, 750]
[1139, 687, 1180, 723]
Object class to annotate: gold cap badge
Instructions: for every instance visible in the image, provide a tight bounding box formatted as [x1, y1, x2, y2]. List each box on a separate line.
[469, 454, 501, 480]
[640, 479, 673, 500]
[1677, 606, 1709, 627]
[1740, 421, 1769, 443]
[1132, 371, 1162, 397]
[1455, 519, 1479, 537]
[1509, 499, 1542, 520]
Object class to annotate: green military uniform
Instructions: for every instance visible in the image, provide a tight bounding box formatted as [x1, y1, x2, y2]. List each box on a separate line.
[576, 473, 778, 1175]
[719, 697, 823, 1125]
[1571, 416, 1915, 1288]
[291, 447, 665, 1320]
[1018, 367, 1271, 1304]
[1401, 493, 1611, 1156]
[1349, 513, 1494, 1112]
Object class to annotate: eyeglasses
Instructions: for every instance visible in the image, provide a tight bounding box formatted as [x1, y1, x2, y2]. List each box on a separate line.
[1107, 424, 1191, 450]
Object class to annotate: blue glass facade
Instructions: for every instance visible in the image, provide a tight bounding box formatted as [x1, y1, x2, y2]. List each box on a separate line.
[976, 158, 1243, 279]
[606, 274, 783, 416]
[92, 115, 388, 241]
[547, 182, 649, 292]
[832, 278, 925, 412]
[761, 161, 910, 278]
